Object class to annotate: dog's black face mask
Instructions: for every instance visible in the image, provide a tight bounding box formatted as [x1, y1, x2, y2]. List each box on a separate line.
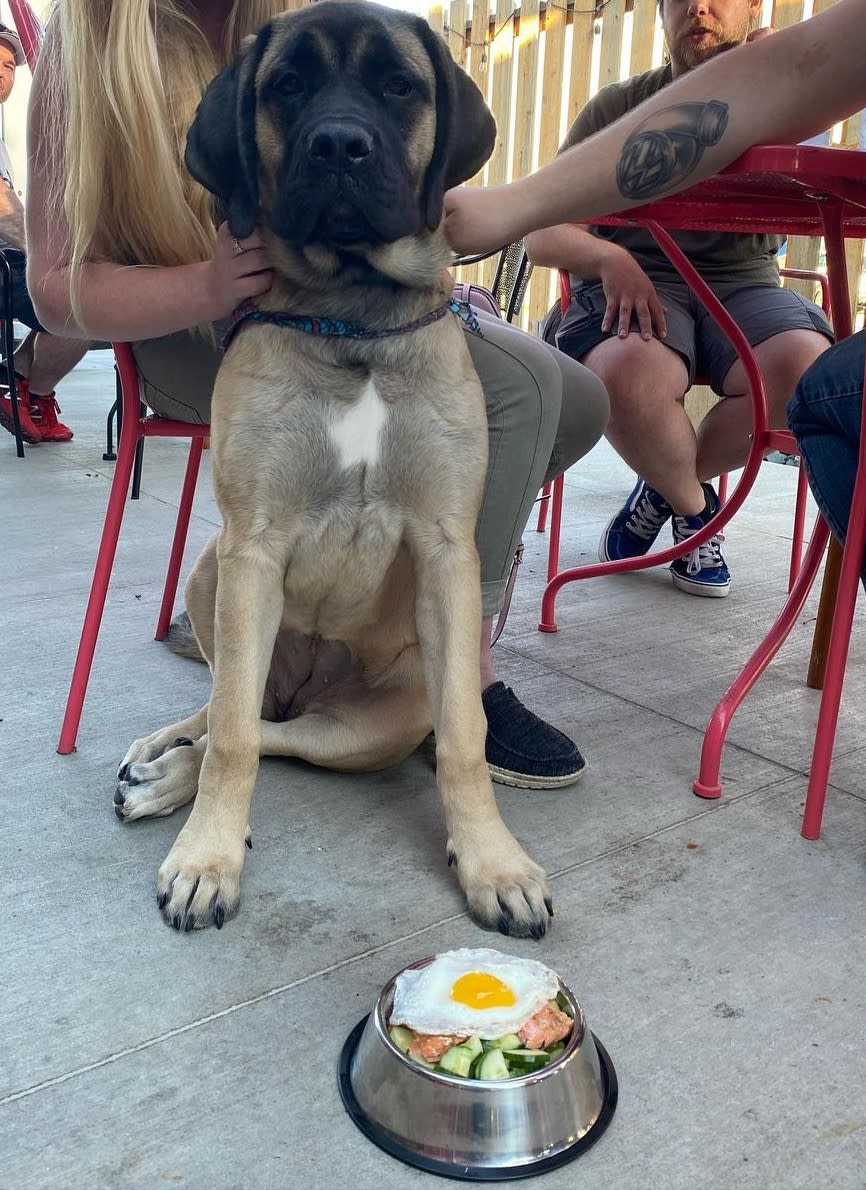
[185, 2, 496, 251]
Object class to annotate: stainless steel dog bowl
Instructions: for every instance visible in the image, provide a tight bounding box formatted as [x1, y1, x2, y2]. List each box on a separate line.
[339, 957, 617, 1180]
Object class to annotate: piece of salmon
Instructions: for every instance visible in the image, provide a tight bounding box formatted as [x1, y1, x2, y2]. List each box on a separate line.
[407, 1031, 469, 1063]
[518, 1002, 572, 1049]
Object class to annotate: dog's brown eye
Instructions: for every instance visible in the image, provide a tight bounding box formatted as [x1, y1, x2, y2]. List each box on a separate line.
[274, 71, 303, 96]
[383, 76, 412, 97]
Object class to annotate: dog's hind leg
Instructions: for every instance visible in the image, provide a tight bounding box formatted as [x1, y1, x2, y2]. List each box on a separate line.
[260, 679, 431, 771]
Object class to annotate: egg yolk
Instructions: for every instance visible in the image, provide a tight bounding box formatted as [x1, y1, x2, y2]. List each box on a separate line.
[450, 971, 516, 1010]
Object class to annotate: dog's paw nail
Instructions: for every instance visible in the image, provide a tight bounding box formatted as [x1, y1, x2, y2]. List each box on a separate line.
[544, 896, 554, 917]
[184, 916, 196, 933]
[117, 763, 130, 782]
[113, 788, 125, 806]
[446, 848, 456, 867]
[245, 834, 253, 850]
[172, 913, 183, 931]
[173, 737, 194, 748]
[496, 915, 511, 936]
[114, 804, 126, 821]
[158, 890, 170, 911]
[214, 904, 225, 930]
[529, 920, 547, 941]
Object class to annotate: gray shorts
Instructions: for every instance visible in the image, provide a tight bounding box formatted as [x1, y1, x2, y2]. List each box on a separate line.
[552, 279, 834, 395]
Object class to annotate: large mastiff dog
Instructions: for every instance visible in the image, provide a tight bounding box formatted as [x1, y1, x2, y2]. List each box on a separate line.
[114, 1, 553, 938]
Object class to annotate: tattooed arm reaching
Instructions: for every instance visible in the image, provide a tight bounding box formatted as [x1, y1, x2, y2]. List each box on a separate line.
[443, 0, 866, 256]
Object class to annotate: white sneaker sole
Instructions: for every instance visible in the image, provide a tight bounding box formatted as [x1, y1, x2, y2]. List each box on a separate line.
[488, 762, 587, 790]
[670, 570, 731, 598]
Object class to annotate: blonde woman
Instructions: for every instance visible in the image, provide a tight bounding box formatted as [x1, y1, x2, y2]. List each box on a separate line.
[26, 0, 609, 790]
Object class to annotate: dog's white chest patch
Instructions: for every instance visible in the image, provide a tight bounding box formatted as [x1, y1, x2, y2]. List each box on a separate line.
[328, 379, 388, 470]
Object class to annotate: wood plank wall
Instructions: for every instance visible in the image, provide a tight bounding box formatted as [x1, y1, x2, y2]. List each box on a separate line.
[421, 0, 864, 339]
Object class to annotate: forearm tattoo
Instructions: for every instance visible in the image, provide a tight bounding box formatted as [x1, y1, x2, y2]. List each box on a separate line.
[616, 100, 729, 201]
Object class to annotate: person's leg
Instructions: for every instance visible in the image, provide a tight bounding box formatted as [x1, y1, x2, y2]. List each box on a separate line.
[133, 330, 224, 656]
[20, 333, 91, 397]
[468, 310, 609, 620]
[556, 281, 731, 595]
[466, 311, 609, 787]
[787, 330, 866, 585]
[11, 328, 36, 377]
[582, 335, 702, 512]
[697, 284, 833, 479]
[132, 329, 220, 423]
[0, 257, 91, 442]
[557, 280, 702, 515]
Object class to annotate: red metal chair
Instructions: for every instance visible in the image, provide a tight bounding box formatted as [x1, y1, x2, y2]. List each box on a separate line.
[537, 258, 829, 616]
[694, 371, 866, 840]
[57, 343, 208, 754]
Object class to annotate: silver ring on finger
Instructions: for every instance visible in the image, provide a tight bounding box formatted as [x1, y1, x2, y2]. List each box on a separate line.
[232, 237, 244, 257]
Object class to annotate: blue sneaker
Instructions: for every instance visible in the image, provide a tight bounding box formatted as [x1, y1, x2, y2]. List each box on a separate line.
[599, 479, 673, 562]
[670, 483, 731, 598]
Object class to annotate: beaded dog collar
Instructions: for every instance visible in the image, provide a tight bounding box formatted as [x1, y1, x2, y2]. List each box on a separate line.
[223, 296, 482, 351]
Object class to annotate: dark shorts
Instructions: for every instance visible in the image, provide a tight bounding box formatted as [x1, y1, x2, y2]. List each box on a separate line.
[551, 278, 834, 395]
[0, 249, 45, 332]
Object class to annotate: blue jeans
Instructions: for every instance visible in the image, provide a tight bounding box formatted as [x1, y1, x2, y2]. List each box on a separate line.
[787, 329, 865, 584]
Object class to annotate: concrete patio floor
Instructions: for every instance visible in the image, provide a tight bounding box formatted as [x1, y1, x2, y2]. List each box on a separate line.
[1, 349, 865, 1190]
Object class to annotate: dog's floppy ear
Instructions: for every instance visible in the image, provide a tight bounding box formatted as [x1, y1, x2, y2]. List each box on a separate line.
[184, 23, 274, 238]
[414, 20, 497, 231]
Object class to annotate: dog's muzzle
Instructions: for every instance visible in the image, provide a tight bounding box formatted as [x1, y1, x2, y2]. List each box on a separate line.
[272, 114, 421, 249]
[307, 120, 375, 171]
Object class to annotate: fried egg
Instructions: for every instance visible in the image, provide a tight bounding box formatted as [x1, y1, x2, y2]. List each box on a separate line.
[390, 948, 560, 1038]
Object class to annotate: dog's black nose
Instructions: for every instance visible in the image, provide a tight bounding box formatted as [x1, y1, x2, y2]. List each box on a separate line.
[307, 122, 374, 169]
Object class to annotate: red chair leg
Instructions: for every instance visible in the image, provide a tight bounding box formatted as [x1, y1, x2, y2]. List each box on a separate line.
[717, 472, 729, 504]
[693, 515, 831, 798]
[536, 481, 551, 532]
[155, 438, 204, 640]
[546, 474, 565, 586]
[788, 462, 809, 591]
[57, 424, 141, 754]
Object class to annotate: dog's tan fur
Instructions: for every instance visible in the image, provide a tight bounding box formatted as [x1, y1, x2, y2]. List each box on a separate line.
[115, 3, 552, 937]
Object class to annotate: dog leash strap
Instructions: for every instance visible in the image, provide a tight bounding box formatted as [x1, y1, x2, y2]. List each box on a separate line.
[223, 298, 482, 350]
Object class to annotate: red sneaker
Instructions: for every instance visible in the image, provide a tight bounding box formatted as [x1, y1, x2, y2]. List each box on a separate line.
[0, 382, 42, 444]
[31, 392, 74, 442]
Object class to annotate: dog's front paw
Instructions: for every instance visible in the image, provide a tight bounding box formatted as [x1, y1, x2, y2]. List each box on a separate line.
[115, 738, 204, 821]
[157, 819, 247, 932]
[448, 828, 553, 940]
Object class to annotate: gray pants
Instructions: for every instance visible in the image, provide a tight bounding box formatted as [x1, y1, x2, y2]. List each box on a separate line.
[132, 311, 609, 616]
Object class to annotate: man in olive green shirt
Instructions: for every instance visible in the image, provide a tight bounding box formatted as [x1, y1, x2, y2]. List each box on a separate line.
[526, 0, 832, 597]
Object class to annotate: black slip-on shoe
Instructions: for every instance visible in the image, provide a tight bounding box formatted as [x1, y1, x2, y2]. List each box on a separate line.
[482, 681, 586, 789]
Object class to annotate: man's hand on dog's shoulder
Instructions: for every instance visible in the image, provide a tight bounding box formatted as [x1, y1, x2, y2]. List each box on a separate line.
[204, 221, 274, 321]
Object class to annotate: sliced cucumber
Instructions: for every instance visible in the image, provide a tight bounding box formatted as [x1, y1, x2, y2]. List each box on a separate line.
[503, 1048, 550, 1074]
[547, 1042, 566, 1063]
[476, 1048, 511, 1080]
[485, 1033, 522, 1051]
[436, 1044, 476, 1078]
[389, 1025, 415, 1054]
[463, 1035, 483, 1059]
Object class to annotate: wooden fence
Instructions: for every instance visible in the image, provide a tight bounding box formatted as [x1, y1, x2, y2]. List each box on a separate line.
[282, 0, 864, 364]
[418, 0, 864, 336]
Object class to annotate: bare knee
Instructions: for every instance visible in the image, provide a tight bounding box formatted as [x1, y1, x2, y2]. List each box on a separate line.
[582, 336, 688, 422]
[724, 329, 831, 426]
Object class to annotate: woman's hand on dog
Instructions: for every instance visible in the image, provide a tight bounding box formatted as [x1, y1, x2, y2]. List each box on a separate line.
[204, 222, 274, 319]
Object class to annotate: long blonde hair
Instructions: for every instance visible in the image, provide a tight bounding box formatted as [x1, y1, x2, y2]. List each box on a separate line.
[46, 0, 286, 291]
